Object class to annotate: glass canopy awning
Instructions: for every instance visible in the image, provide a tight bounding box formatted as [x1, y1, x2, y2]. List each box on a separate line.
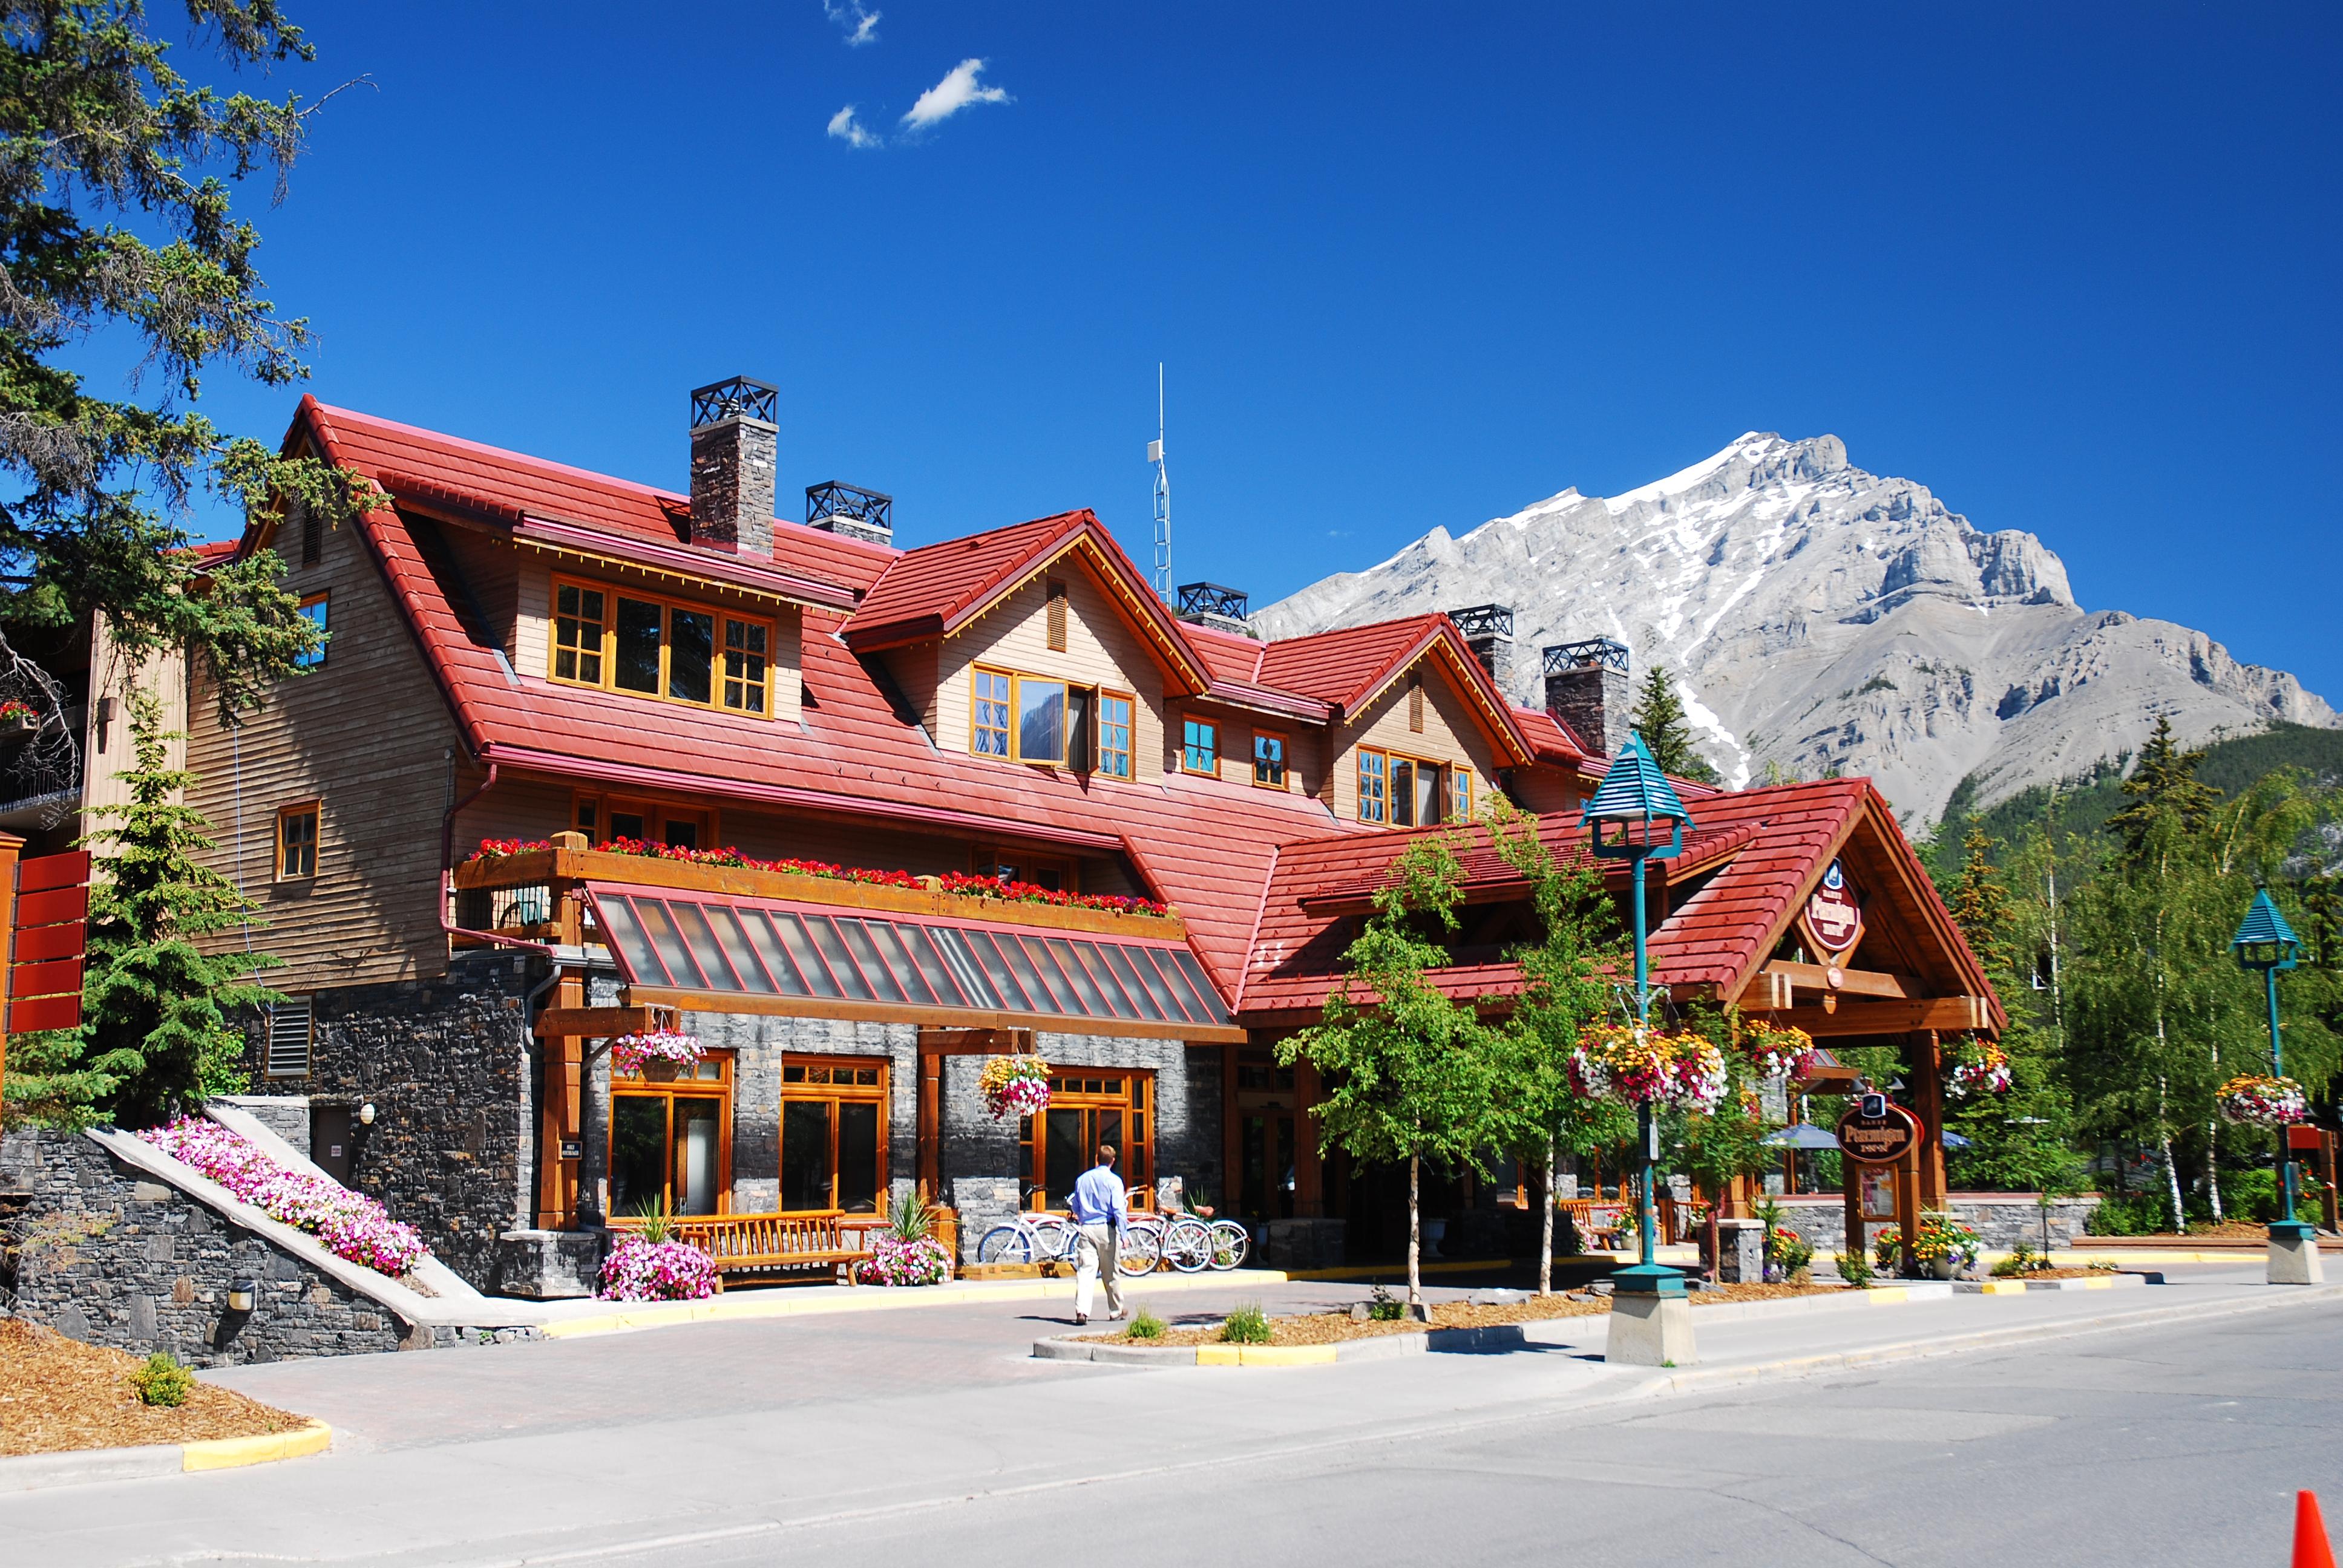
[584, 881, 1237, 1040]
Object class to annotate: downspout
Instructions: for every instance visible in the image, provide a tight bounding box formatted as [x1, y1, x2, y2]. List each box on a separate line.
[438, 759, 560, 958]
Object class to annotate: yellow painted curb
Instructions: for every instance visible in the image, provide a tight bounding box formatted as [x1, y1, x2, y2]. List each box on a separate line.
[1866, 1287, 1909, 1304]
[1196, 1345, 1242, 1366]
[182, 1422, 332, 1472]
[1237, 1344, 1337, 1366]
[1976, 1280, 2029, 1295]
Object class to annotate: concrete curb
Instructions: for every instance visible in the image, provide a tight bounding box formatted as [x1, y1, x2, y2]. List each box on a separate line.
[1954, 1272, 2151, 1295]
[1630, 1282, 2343, 1397]
[0, 1421, 331, 1494]
[543, 1267, 1296, 1341]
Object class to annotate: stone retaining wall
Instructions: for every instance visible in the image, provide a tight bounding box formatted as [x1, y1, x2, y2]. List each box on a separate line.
[0, 1129, 410, 1366]
[1771, 1194, 2102, 1256]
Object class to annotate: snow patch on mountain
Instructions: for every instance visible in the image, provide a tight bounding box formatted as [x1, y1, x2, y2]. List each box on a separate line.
[1254, 433, 2335, 826]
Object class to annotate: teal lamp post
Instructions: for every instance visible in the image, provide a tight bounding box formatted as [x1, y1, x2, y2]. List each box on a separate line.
[1584, 732, 1691, 1298]
[2231, 885, 2320, 1282]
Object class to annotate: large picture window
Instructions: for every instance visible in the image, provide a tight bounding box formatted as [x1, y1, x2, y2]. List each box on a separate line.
[549, 576, 775, 718]
[611, 1052, 733, 1218]
[1018, 1070, 1153, 1212]
[779, 1057, 888, 1214]
[1360, 747, 1453, 827]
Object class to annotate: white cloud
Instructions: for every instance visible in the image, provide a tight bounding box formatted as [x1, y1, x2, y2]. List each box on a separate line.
[827, 105, 882, 149]
[900, 57, 1011, 131]
[823, 0, 879, 46]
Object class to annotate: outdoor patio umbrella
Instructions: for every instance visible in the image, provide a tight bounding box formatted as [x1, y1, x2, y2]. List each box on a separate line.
[1761, 1124, 1841, 1149]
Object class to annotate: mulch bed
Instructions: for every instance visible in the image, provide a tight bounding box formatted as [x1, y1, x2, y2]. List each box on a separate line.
[1075, 1281, 1847, 1347]
[1989, 1266, 2122, 1282]
[0, 1319, 308, 1457]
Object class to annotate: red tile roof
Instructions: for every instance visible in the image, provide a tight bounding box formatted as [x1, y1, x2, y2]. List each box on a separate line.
[1240, 778, 1999, 1024]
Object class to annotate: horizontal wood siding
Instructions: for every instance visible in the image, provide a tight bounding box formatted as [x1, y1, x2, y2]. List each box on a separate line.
[1331, 664, 1501, 825]
[513, 558, 550, 679]
[80, 613, 187, 838]
[936, 561, 1167, 783]
[186, 503, 465, 989]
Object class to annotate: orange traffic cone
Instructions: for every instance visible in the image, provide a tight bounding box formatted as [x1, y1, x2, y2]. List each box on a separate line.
[2297, 1492, 2336, 1568]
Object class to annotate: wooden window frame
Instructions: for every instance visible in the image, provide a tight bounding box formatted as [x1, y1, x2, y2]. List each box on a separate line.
[1094, 689, 1135, 780]
[1181, 717, 1218, 777]
[1356, 748, 1388, 823]
[1253, 730, 1288, 790]
[571, 790, 716, 851]
[1451, 766, 1474, 822]
[1017, 1068, 1154, 1212]
[545, 574, 776, 719]
[778, 1054, 890, 1215]
[610, 1050, 735, 1218]
[275, 800, 320, 881]
[1360, 748, 1457, 829]
[294, 591, 329, 670]
[970, 665, 1072, 768]
[971, 846, 1079, 895]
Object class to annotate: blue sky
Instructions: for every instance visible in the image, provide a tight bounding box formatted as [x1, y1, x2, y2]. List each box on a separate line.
[162, 4, 2342, 694]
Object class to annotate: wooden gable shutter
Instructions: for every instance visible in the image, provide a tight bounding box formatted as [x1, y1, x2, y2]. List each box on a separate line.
[1046, 579, 1069, 652]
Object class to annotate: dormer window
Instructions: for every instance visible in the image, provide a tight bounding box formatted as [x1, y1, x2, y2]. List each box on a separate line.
[552, 577, 774, 717]
[972, 665, 1068, 765]
[1359, 746, 1460, 826]
[1182, 719, 1218, 777]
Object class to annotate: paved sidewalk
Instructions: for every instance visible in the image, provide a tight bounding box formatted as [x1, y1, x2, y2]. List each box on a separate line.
[2, 1267, 2328, 1567]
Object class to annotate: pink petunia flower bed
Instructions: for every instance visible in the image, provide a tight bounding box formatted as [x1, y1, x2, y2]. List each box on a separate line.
[141, 1117, 431, 1276]
[600, 1234, 719, 1301]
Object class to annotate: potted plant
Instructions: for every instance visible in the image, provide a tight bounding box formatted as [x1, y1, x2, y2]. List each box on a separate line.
[856, 1189, 954, 1286]
[0, 699, 38, 740]
[613, 1029, 703, 1079]
[599, 1201, 718, 1301]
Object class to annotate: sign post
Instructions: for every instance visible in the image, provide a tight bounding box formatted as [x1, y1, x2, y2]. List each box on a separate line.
[1838, 1093, 1922, 1276]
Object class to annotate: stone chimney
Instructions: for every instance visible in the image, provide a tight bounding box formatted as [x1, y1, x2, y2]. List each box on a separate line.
[1175, 582, 1255, 638]
[688, 376, 779, 555]
[1447, 604, 1513, 687]
[805, 480, 894, 547]
[1542, 637, 1631, 757]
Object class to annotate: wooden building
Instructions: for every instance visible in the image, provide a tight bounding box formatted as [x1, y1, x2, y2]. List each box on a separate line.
[172, 381, 1999, 1292]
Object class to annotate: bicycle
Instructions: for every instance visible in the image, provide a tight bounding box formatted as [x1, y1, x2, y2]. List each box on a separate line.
[1206, 1218, 1250, 1270]
[975, 1210, 1076, 1267]
[1130, 1210, 1214, 1273]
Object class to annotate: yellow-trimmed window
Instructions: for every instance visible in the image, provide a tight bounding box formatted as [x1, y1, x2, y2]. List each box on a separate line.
[1357, 749, 1388, 823]
[549, 577, 773, 717]
[1254, 732, 1286, 789]
[1096, 690, 1134, 779]
[277, 802, 319, 880]
[1451, 768, 1473, 822]
[971, 667, 1069, 765]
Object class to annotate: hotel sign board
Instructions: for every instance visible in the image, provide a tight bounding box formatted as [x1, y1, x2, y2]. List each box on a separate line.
[1837, 1094, 1920, 1166]
[1800, 858, 1864, 958]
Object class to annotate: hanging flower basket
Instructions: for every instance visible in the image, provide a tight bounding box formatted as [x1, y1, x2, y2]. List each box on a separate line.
[1568, 1025, 1727, 1114]
[2218, 1073, 2309, 1128]
[978, 1054, 1051, 1120]
[1945, 1041, 2012, 1098]
[612, 1030, 703, 1077]
[1740, 1022, 1818, 1082]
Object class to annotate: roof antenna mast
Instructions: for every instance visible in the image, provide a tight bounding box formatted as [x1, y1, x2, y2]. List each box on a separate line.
[1149, 363, 1170, 603]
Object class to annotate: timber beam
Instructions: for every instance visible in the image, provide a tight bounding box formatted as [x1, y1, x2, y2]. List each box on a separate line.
[1758, 996, 1994, 1037]
[533, 1005, 659, 1039]
[1739, 960, 1914, 1010]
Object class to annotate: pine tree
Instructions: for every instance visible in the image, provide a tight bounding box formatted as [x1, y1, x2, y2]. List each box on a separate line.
[1630, 667, 1720, 785]
[2106, 716, 2220, 868]
[1946, 828, 2016, 978]
[52, 691, 278, 1127]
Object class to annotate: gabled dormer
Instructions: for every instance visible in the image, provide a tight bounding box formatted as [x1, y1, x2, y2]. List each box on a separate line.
[842, 510, 1214, 782]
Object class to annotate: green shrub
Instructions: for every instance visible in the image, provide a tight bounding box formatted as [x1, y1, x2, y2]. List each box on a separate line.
[1219, 1302, 1273, 1344]
[1126, 1309, 1166, 1341]
[1833, 1250, 1874, 1287]
[1367, 1284, 1404, 1322]
[2217, 1168, 2281, 1224]
[2085, 1192, 2171, 1236]
[128, 1352, 194, 1408]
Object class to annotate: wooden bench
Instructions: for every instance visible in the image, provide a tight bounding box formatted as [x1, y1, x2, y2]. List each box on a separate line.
[609, 1208, 958, 1290]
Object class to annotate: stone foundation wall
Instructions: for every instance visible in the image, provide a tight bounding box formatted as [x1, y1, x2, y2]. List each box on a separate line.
[1772, 1194, 2102, 1257]
[0, 1129, 410, 1366]
[243, 951, 538, 1289]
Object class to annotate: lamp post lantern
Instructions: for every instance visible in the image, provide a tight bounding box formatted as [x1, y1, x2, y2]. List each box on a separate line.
[2231, 884, 2324, 1285]
[1584, 731, 1691, 1299]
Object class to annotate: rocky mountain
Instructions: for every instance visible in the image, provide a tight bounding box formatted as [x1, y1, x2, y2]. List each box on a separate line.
[1253, 433, 2335, 827]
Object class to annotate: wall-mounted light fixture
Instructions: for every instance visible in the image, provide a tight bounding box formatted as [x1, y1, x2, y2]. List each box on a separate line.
[227, 1278, 257, 1313]
[358, 1102, 376, 1126]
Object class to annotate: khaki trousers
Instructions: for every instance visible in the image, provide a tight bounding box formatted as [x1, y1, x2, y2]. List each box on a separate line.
[1074, 1223, 1123, 1319]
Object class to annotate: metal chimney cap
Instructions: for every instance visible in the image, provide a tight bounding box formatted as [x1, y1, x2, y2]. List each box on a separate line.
[690, 376, 779, 428]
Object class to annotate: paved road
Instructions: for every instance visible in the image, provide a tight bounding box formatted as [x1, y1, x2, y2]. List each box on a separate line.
[5, 1267, 2338, 1567]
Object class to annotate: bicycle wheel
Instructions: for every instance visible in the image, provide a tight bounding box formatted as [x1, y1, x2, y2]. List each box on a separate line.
[977, 1224, 1034, 1265]
[1208, 1220, 1250, 1270]
[1116, 1223, 1162, 1277]
[1162, 1215, 1213, 1273]
[1032, 1217, 1075, 1264]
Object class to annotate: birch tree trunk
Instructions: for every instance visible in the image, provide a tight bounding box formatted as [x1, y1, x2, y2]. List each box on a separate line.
[1407, 1153, 1423, 1309]
[1538, 1137, 1555, 1296]
[2159, 1074, 2186, 1232]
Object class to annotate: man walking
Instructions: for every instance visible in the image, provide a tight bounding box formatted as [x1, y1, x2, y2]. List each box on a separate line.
[1068, 1143, 1128, 1325]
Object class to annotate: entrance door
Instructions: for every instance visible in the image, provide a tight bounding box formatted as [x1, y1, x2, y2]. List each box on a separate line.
[1240, 1112, 1296, 1221]
[1019, 1071, 1153, 1210]
[311, 1105, 353, 1185]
